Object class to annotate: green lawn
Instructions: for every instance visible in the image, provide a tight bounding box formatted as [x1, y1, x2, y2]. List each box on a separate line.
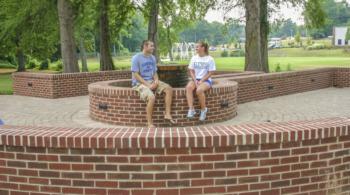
[213, 57, 350, 71]
[79, 56, 350, 72]
[0, 74, 13, 94]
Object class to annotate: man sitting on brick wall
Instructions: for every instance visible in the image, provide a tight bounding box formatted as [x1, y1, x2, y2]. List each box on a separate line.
[131, 40, 176, 128]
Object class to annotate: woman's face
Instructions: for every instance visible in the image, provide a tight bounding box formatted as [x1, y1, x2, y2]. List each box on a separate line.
[195, 43, 205, 55]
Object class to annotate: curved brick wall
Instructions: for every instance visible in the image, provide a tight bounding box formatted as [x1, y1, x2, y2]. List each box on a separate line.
[12, 71, 131, 98]
[0, 117, 349, 195]
[12, 68, 349, 100]
[88, 79, 238, 127]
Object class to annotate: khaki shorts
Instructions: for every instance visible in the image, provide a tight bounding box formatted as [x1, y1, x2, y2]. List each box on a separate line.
[132, 80, 170, 102]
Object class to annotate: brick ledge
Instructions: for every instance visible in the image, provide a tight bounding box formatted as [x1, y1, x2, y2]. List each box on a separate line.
[0, 117, 349, 149]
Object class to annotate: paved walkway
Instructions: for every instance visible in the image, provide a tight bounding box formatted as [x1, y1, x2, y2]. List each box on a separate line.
[0, 88, 349, 128]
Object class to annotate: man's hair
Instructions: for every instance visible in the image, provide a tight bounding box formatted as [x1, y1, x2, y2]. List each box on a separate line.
[141, 40, 153, 51]
[198, 40, 209, 55]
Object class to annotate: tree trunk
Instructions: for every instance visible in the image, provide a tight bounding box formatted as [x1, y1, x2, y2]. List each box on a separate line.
[244, 0, 262, 72]
[260, 0, 269, 73]
[57, 0, 80, 73]
[166, 25, 173, 61]
[99, 0, 115, 71]
[148, 0, 160, 62]
[79, 37, 88, 72]
[16, 47, 25, 72]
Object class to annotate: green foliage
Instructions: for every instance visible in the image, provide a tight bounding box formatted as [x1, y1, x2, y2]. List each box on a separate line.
[346, 27, 350, 41]
[0, 0, 59, 62]
[39, 60, 49, 70]
[270, 19, 298, 38]
[221, 50, 229, 57]
[122, 14, 148, 52]
[55, 62, 63, 72]
[306, 0, 350, 38]
[295, 31, 301, 44]
[230, 50, 245, 57]
[306, 37, 313, 46]
[0, 62, 16, 69]
[26, 61, 37, 69]
[180, 20, 244, 45]
[304, 0, 326, 29]
[287, 63, 292, 71]
[306, 43, 325, 50]
[274, 63, 282, 72]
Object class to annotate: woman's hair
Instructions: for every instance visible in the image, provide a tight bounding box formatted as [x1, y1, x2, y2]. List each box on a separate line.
[198, 41, 209, 55]
[141, 40, 153, 51]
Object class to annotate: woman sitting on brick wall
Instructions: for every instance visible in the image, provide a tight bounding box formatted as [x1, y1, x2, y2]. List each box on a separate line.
[185, 41, 216, 121]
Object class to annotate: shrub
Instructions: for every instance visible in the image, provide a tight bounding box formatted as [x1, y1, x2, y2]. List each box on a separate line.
[0, 61, 16, 69]
[306, 43, 325, 50]
[286, 64, 292, 71]
[39, 59, 49, 70]
[26, 58, 39, 69]
[230, 50, 245, 57]
[55, 62, 63, 71]
[274, 63, 282, 72]
[221, 50, 228, 57]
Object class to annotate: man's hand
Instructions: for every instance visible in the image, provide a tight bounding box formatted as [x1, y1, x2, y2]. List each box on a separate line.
[154, 79, 159, 86]
[149, 80, 158, 90]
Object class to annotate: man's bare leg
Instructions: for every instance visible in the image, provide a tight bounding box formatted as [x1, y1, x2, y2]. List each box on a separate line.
[163, 87, 173, 119]
[146, 94, 156, 127]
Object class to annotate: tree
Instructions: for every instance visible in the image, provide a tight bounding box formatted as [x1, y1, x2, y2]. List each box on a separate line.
[260, 0, 269, 72]
[74, 0, 99, 72]
[0, 0, 59, 72]
[98, 0, 134, 70]
[220, 0, 326, 72]
[148, 0, 160, 62]
[295, 30, 301, 46]
[99, 0, 115, 71]
[270, 19, 298, 38]
[137, 0, 214, 62]
[58, 0, 80, 73]
[122, 14, 148, 52]
[305, 0, 348, 38]
[346, 27, 350, 41]
[244, 0, 262, 72]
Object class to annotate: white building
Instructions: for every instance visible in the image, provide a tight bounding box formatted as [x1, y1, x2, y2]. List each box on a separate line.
[333, 27, 350, 46]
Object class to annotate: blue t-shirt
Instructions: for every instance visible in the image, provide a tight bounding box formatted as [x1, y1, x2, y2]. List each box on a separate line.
[131, 53, 157, 86]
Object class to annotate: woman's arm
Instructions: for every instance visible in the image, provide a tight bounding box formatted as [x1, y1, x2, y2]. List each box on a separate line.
[199, 71, 214, 83]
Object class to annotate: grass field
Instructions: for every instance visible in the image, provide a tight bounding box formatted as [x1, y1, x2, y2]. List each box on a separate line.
[1, 47, 350, 94]
[0, 74, 13, 95]
[79, 56, 350, 72]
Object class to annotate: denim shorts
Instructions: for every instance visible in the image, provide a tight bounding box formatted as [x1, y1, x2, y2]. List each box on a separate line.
[196, 79, 212, 87]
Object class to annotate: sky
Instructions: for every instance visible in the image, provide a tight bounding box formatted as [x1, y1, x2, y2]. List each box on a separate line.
[205, 4, 305, 25]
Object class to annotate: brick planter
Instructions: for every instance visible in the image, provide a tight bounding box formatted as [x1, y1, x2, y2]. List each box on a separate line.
[0, 117, 349, 195]
[88, 79, 238, 127]
[12, 71, 131, 98]
[157, 65, 189, 88]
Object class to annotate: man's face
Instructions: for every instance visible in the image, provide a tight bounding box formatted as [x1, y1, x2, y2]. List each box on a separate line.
[144, 42, 155, 54]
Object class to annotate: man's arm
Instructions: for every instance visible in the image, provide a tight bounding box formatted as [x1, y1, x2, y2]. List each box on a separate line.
[133, 72, 152, 88]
